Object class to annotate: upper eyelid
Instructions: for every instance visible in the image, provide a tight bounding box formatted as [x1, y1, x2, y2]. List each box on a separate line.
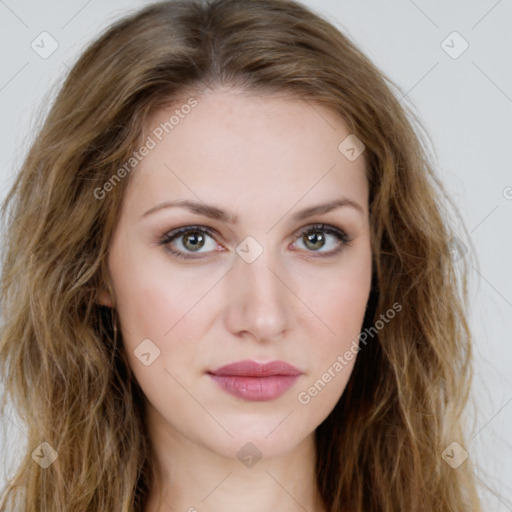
[163, 222, 345, 237]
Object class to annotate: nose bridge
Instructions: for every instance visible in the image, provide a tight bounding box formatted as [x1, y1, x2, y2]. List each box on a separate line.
[239, 251, 282, 298]
[236, 242, 289, 306]
[224, 241, 292, 340]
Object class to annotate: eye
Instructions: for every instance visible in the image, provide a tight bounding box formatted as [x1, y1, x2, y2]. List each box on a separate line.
[158, 223, 351, 260]
[158, 225, 218, 260]
[291, 223, 351, 257]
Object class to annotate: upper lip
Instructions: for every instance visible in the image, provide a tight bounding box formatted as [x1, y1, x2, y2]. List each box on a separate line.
[208, 360, 302, 377]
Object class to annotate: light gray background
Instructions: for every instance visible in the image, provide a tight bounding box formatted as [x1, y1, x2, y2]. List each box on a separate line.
[0, 0, 511, 509]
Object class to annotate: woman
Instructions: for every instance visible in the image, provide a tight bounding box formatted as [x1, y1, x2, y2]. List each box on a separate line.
[0, 0, 482, 510]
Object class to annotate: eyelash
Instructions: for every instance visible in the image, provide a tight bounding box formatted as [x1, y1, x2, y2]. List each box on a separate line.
[158, 223, 352, 261]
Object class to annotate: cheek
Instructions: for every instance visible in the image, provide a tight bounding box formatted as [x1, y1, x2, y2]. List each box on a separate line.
[108, 246, 216, 382]
[299, 251, 372, 391]
[108, 236, 195, 337]
[324, 274, 370, 327]
[303, 253, 372, 343]
[308, 283, 367, 380]
[295, 274, 370, 414]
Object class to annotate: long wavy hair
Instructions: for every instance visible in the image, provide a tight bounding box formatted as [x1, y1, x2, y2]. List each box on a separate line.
[0, 0, 483, 510]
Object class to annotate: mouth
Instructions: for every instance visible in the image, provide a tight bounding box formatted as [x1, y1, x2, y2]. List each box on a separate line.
[207, 360, 303, 401]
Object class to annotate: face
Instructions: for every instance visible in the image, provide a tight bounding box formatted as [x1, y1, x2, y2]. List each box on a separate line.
[98, 87, 372, 460]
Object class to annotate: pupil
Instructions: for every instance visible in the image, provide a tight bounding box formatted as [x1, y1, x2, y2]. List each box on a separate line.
[184, 232, 204, 251]
[306, 232, 324, 250]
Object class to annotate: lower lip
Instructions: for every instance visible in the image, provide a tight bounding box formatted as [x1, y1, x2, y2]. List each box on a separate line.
[208, 374, 301, 401]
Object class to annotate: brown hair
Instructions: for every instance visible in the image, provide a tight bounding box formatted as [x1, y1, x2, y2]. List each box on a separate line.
[0, 0, 483, 510]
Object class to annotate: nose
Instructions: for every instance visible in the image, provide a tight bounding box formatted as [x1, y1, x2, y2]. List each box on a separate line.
[222, 247, 294, 344]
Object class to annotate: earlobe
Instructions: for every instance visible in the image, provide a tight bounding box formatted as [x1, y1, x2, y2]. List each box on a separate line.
[96, 288, 113, 308]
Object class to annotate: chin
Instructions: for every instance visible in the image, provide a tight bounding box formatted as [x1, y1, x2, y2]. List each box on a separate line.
[198, 418, 315, 462]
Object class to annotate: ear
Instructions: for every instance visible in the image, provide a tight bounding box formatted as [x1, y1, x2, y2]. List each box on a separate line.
[96, 287, 113, 308]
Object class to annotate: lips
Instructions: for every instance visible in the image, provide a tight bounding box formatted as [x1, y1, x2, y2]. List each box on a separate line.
[207, 360, 303, 401]
[209, 360, 302, 377]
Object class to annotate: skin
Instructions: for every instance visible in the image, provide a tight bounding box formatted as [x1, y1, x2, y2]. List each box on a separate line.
[97, 87, 372, 512]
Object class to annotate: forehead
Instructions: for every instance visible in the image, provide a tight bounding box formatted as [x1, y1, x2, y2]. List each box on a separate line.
[124, 89, 368, 219]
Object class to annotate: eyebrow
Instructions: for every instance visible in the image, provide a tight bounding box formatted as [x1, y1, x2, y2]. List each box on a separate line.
[141, 197, 365, 223]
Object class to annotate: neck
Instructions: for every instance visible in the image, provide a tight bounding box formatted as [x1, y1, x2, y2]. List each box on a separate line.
[143, 403, 326, 512]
